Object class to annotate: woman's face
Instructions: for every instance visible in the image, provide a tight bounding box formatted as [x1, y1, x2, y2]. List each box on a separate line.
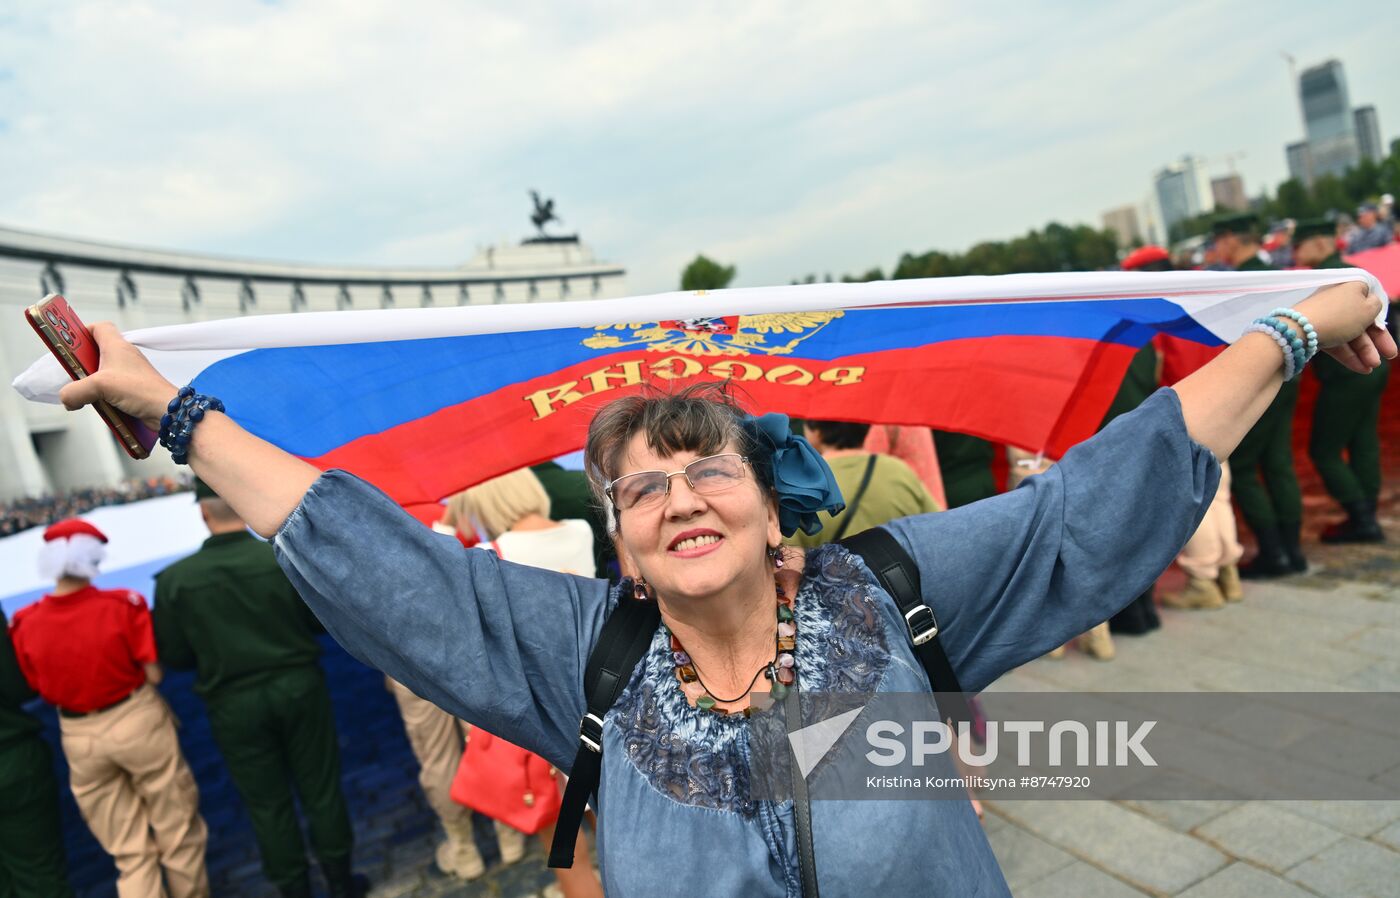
[613, 432, 781, 603]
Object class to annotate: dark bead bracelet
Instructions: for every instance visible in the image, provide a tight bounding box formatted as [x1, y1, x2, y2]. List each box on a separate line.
[158, 385, 225, 465]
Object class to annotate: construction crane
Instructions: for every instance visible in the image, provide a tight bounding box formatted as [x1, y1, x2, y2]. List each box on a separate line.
[1204, 151, 1248, 174]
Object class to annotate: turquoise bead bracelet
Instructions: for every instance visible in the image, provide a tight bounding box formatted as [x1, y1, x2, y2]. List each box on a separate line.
[1253, 317, 1307, 376]
[1269, 308, 1319, 361]
[1245, 323, 1298, 380]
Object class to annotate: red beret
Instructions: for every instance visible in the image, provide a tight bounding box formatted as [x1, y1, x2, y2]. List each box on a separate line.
[43, 518, 108, 543]
[1121, 246, 1171, 271]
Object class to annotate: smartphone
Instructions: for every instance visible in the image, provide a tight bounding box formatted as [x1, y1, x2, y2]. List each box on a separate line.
[25, 294, 157, 459]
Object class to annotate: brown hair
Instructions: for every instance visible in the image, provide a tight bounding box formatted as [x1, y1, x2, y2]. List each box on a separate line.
[583, 382, 773, 517]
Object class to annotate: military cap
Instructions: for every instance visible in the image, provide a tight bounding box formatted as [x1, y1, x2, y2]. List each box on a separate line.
[1291, 218, 1335, 244]
[193, 477, 219, 501]
[1357, 202, 1378, 215]
[1209, 212, 1260, 236]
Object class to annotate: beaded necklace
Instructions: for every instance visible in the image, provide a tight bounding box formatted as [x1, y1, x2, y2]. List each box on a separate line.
[667, 583, 796, 716]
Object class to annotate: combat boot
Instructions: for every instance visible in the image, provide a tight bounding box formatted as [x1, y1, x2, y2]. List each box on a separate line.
[1216, 564, 1243, 602]
[321, 858, 369, 898]
[1370, 498, 1388, 541]
[1279, 520, 1308, 572]
[1108, 589, 1159, 635]
[1161, 576, 1226, 610]
[1239, 526, 1291, 579]
[1321, 501, 1385, 544]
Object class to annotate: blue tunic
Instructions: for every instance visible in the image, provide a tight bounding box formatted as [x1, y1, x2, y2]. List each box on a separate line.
[273, 388, 1218, 896]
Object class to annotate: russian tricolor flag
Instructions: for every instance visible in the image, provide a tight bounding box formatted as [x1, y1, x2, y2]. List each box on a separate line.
[14, 269, 1385, 508]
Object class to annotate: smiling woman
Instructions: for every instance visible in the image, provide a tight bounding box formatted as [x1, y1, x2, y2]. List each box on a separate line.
[51, 281, 1395, 896]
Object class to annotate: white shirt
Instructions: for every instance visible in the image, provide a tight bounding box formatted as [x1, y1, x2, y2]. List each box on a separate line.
[485, 519, 594, 576]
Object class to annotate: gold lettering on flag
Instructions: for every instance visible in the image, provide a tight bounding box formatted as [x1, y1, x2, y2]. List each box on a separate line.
[524, 312, 864, 420]
[524, 360, 867, 420]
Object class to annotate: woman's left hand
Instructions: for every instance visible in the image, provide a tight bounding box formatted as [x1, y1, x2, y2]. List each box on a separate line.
[1293, 281, 1397, 374]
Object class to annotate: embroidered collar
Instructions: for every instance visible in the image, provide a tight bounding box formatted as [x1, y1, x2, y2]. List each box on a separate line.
[609, 543, 891, 814]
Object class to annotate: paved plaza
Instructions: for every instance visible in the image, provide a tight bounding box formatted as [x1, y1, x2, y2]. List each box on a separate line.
[984, 565, 1399, 898]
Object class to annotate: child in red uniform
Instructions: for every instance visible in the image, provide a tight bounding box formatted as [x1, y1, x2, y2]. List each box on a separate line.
[9, 518, 209, 898]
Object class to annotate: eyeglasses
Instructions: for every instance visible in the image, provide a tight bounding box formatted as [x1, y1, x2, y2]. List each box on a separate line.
[605, 453, 750, 513]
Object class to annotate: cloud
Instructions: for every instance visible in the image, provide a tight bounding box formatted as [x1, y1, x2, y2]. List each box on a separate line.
[0, 1, 1395, 293]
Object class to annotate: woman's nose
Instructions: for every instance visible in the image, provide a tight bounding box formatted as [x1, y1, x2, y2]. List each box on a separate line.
[664, 475, 706, 518]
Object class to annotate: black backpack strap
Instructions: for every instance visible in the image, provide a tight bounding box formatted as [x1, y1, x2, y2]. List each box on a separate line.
[840, 528, 971, 727]
[548, 594, 660, 869]
[785, 689, 821, 897]
[828, 455, 878, 543]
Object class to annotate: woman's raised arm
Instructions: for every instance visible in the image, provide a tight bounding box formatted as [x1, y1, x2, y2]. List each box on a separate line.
[57, 322, 319, 537]
[1173, 280, 1395, 459]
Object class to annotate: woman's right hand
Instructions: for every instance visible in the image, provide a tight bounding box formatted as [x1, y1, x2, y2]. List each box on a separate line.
[1293, 281, 1397, 374]
[57, 322, 179, 430]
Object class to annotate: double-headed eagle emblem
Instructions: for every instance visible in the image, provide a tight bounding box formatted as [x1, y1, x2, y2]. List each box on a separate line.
[582, 311, 843, 357]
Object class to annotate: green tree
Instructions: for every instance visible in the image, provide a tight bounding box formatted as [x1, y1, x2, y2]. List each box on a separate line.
[1311, 174, 1352, 216]
[680, 255, 736, 291]
[1378, 151, 1400, 201]
[1273, 179, 1315, 219]
[1342, 159, 1381, 205]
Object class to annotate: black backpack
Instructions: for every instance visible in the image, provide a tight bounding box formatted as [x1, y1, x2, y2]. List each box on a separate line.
[547, 527, 969, 877]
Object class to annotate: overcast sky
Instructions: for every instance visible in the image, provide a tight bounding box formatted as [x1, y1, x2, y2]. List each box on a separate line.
[2, 1, 1397, 294]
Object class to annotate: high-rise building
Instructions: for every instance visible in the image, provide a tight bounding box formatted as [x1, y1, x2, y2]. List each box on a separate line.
[1153, 156, 1213, 237]
[1101, 205, 1143, 249]
[1211, 175, 1248, 212]
[1299, 59, 1360, 179]
[1354, 105, 1384, 164]
[1286, 141, 1313, 186]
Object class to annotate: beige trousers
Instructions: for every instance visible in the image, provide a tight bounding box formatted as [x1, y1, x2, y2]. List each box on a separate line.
[386, 677, 471, 828]
[59, 684, 209, 898]
[1176, 465, 1244, 580]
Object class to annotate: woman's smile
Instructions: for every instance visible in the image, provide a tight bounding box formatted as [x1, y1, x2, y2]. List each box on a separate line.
[667, 528, 725, 557]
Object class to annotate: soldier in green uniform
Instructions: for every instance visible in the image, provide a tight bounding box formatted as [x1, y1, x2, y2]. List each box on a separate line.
[1212, 212, 1271, 272]
[1217, 214, 1308, 576]
[932, 432, 997, 509]
[0, 612, 74, 898]
[1296, 218, 1391, 542]
[153, 481, 366, 898]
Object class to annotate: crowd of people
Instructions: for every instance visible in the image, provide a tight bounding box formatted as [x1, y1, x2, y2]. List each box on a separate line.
[1, 476, 189, 538]
[1193, 198, 1399, 271]
[0, 208, 1393, 897]
[2, 467, 612, 898]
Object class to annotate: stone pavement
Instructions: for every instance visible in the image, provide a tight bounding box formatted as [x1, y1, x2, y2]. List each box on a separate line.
[982, 527, 1400, 898]
[39, 523, 1398, 897]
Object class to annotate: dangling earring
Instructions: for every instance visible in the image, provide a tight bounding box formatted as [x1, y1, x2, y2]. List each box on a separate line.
[769, 546, 784, 569]
[633, 577, 653, 601]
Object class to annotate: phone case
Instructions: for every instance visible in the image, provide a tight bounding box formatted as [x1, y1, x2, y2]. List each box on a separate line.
[24, 294, 157, 459]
